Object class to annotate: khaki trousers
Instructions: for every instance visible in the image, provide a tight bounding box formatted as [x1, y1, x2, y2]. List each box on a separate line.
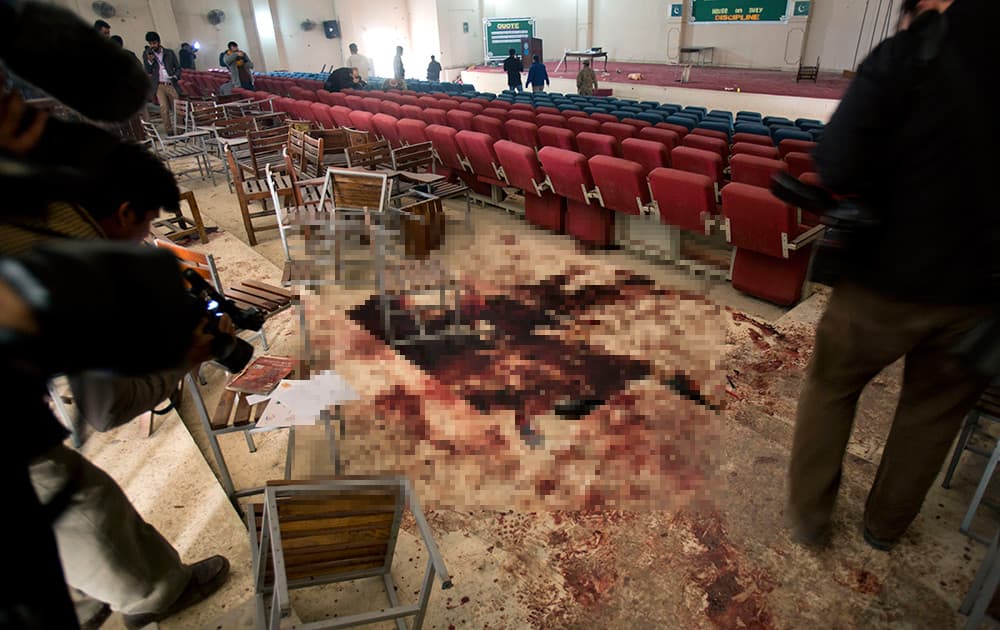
[787, 282, 990, 540]
[30, 445, 190, 617]
[155, 83, 179, 135]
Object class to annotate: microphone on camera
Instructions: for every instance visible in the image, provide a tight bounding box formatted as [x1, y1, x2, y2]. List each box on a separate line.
[0, 1, 150, 122]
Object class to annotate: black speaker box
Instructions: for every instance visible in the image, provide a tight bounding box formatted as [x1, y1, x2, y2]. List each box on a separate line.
[323, 20, 340, 39]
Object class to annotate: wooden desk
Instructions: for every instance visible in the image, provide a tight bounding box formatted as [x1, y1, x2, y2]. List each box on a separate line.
[679, 46, 715, 66]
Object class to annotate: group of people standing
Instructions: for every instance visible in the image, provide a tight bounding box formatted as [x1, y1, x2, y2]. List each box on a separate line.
[502, 48, 598, 95]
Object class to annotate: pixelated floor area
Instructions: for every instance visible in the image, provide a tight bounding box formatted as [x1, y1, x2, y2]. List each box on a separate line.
[301, 234, 728, 513]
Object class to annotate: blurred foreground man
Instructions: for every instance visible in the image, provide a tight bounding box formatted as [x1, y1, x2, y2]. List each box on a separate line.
[787, 0, 994, 551]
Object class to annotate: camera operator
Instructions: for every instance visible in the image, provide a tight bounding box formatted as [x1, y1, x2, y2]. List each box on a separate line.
[786, 0, 995, 551]
[0, 88, 233, 628]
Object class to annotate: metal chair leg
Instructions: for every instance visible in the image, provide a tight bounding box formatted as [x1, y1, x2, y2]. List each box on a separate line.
[961, 439, 1000, 541]
[184, 373, 236, 497]
[945, 411, 981, 489]
[244, 430, 257, 453]
[963, 531, 1000, 616]
[965, 536, 1000, 628]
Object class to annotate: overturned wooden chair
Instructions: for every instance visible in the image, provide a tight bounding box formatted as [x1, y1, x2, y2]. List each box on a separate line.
[247, 477, 452, 629]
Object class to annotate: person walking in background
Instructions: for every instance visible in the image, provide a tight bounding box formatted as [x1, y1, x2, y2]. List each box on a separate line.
[576, 59, 597, 95]
[427, 55, 442, 82]
[786, 0, 993, 552]
[347, 42, 372, 81]
[526, 54, 549, 92]
[142, 31, 181, 135]
[503, 48, 523, 92]
[393, 46, 405, 80]
[223, 41, 254, 92]
[178, 42, 196, 70]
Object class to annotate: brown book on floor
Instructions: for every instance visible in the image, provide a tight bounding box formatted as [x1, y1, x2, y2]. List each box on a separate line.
[226, 355, 297, 395]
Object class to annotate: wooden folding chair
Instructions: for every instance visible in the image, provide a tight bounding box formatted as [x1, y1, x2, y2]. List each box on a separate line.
[311, 128, 350, 169]
[226, 145, 293, 245]
[247, 477, 452, 629]
[287, 128, 326, 179]
[244, 125, 292, 179]
[344, 128, 371, 147]
[345, 140, 393, 170]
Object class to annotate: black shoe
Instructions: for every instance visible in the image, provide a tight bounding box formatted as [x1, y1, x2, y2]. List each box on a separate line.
[122, 555, 230, 629]
[80, 603, 112, 630]
[553, 398, 604, 420]
[863, 527, 898, 552]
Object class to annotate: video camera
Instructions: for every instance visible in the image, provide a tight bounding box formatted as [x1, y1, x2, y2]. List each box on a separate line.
[182, 268, 263, 373]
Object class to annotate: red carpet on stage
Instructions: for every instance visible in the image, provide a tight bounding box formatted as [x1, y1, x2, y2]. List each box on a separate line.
[473, 61, 850, 100]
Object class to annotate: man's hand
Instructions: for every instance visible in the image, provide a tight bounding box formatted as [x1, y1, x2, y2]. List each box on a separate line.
[184, 313, 235, 366]
[0, 87, 48, 156]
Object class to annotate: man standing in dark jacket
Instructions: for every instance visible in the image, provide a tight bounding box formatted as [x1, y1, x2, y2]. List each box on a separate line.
[787, 0, 994, 551]
[502, 48, 523, 92]
[142, 31, 181, 135]
[526, 55, 549, 92]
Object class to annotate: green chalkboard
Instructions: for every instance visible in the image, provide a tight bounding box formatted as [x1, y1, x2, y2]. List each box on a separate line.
[484, 18, 534, 63]
[691, 0, 789, 22]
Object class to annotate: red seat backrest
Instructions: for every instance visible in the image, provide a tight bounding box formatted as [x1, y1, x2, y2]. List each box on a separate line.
[489, 100, 512, 111]
[690, 128, 728, 143]
[348, 109, 374, 132]
[482, 107, 509, 122]
[538, 126, 577, 152]
[379, 101, 403, 118]
[316, 89, 338, 106]
[670, 146, 724, 186]
[446, 109, 475, 131]
[506, 109, 535, 124]
[459, 102, 485, 115]
[648, 167, 716, 233]
[456, 130, 503, 182]
[730, 154, 789, 188]
[372, 113, 402, 147]
[620, 117, 652, 129]
[397, 118, 429, 145]
[621, 138, 670, 176]
[418, 96, 439, 108]
[505, 120, 540, 149]
[494, 140, 547, 196]
[362, 97, 382, 114]
[421, 108, 449, 126]
[567, 116, 601, 135]
[401, 104, 423, 120]
[472, 115, 507, 140]
[510, 103, 534, 112]
[537, 146, 594, 203]
[732, 142, 780, 159]
[309, 102, 337, 128]
[576, 132, 621, 159]
[591, 113, 618, 124]
[535, 113, 566, 129]
[588, 155, 649, 215]
[656, 122, 689, 138]
[682, 134, 729, 167]
[721, 182, 798, 257]
[330, 105, 353, 127]
[638, 127, 680, 152]
[535, 106, 561, 116]
[600, 122, 638, 143]
[784, 152, 816, 178]
[425, 124, 466, 170]
[731, 132, 772, 147]
[778, 138, 818, 158]
[562, 109, 588, 118]
[344, 94, 365, 110]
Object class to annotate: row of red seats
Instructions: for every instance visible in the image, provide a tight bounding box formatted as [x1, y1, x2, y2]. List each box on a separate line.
[251, 91, 822, 306]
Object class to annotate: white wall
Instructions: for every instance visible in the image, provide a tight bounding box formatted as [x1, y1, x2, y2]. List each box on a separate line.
[408, 0, 443, 77]
[334, 0, 412, 79]
[592, 0, 672, 64]
[803, 0, 904, 72]
[272, 0, 344, 72]
[436, 0, 483, 68]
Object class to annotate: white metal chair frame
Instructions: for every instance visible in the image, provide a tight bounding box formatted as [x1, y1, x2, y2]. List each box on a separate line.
[141, 119, 216, 185]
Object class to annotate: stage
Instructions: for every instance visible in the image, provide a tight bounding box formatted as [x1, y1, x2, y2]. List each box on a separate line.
[461, 61, 849, 122]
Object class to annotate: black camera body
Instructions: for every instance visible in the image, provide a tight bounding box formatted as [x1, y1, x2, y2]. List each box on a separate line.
[182, 269, 264, 373]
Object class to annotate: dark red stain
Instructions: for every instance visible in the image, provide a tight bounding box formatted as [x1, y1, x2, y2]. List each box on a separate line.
[854, 570, 880, 594]
[732, 311, 784, 339]
[348, 273, 654, 436]
[686, 512, 777, 629]
[372, 386, 428, 446]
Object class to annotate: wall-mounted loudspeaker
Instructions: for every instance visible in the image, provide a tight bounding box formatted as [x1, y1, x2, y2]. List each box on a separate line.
[323, 20, 340, 39]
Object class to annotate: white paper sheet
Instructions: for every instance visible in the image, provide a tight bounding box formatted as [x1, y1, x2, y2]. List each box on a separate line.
[252, 371, 360, 429]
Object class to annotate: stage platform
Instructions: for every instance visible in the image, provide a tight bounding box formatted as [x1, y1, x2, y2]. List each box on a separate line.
[461, 61, 849, 122]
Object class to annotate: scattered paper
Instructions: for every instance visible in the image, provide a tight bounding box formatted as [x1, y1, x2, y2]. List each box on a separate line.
[253, 371, 360, 429]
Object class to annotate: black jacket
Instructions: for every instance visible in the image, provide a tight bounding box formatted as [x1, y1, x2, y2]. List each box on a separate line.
[324, 67, 357, 92]
[815, 0, 994, 304]
[142, 47, 181, 92]
[503, 55, 523, 86]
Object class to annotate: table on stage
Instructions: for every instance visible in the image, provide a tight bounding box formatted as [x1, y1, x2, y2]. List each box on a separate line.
[557, 50, 609, 73]
[679, 46, 715, 66]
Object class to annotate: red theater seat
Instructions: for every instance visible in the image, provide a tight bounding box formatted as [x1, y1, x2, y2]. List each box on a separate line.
[784, 152, 816, 178]
[446, 109, 475, 131]
[721, 183, 815, 306]
[656, 122, 689, 138]
[732, 132, 772, 146]
[316, 89, 338, 106]
[455, 130, 506, 186]
[398, 118, 430, 145]
[425, 124, 468, 172]
[671, 146, 724, 196]
[730, 154, 788, 188]
[348, 109, 374, 132]
[309, 102, 337, 128]
[567, 116, 601, 135]
[638, 127, 680, 152]
[494, 140, 565, 232]
[535, 106, 561, 116]
[401, 104, 423, 120]
[506, 109, 536, 124]
[510, 103, 534, 112]
[732, 142, 780, 159]
[344, 94, 364, 110]
[600, 122, 638, 143]
[589, 155, 652, 216]
[576, 132, 620, 159]
[537, 147, 613, 247]
[778, 138, 818, 158]
[591, 113, 618, 124]
[471, 115, 507, 141]
[372, 113, 402, 148]
[562, 109, 588, 118]
[418, 96, 439, 108]
[420, 108, 449, 126]
[621, 138, 670, 175]
[648, 167, 716, 234]
[620, 118, 652, 129]
[505, 120, 540, 150]
[482, 107, 509, 122]
[535, 113, 566, 129]
[362, 97, 382, 114]
[682, 134, 729, 167]
[691, 128, 729, 144]
[459, 102, 485, 115]
[539, 126, 577, 152]
[330, 105, 353, 127]
[379, 101, 403, 118]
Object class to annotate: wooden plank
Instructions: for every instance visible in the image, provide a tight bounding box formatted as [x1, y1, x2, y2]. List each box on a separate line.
[232, 395, 254, 426]
[231, 283, 290, 308]
[225, 286, 279, 311]
[283, 545, 388, 569]
[285, 558, 385, 582]
[278, 512, 395, 534]
[240, 279, 294, 300]
[279, 527, 392, 551]
[212, 389, 237, 429]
